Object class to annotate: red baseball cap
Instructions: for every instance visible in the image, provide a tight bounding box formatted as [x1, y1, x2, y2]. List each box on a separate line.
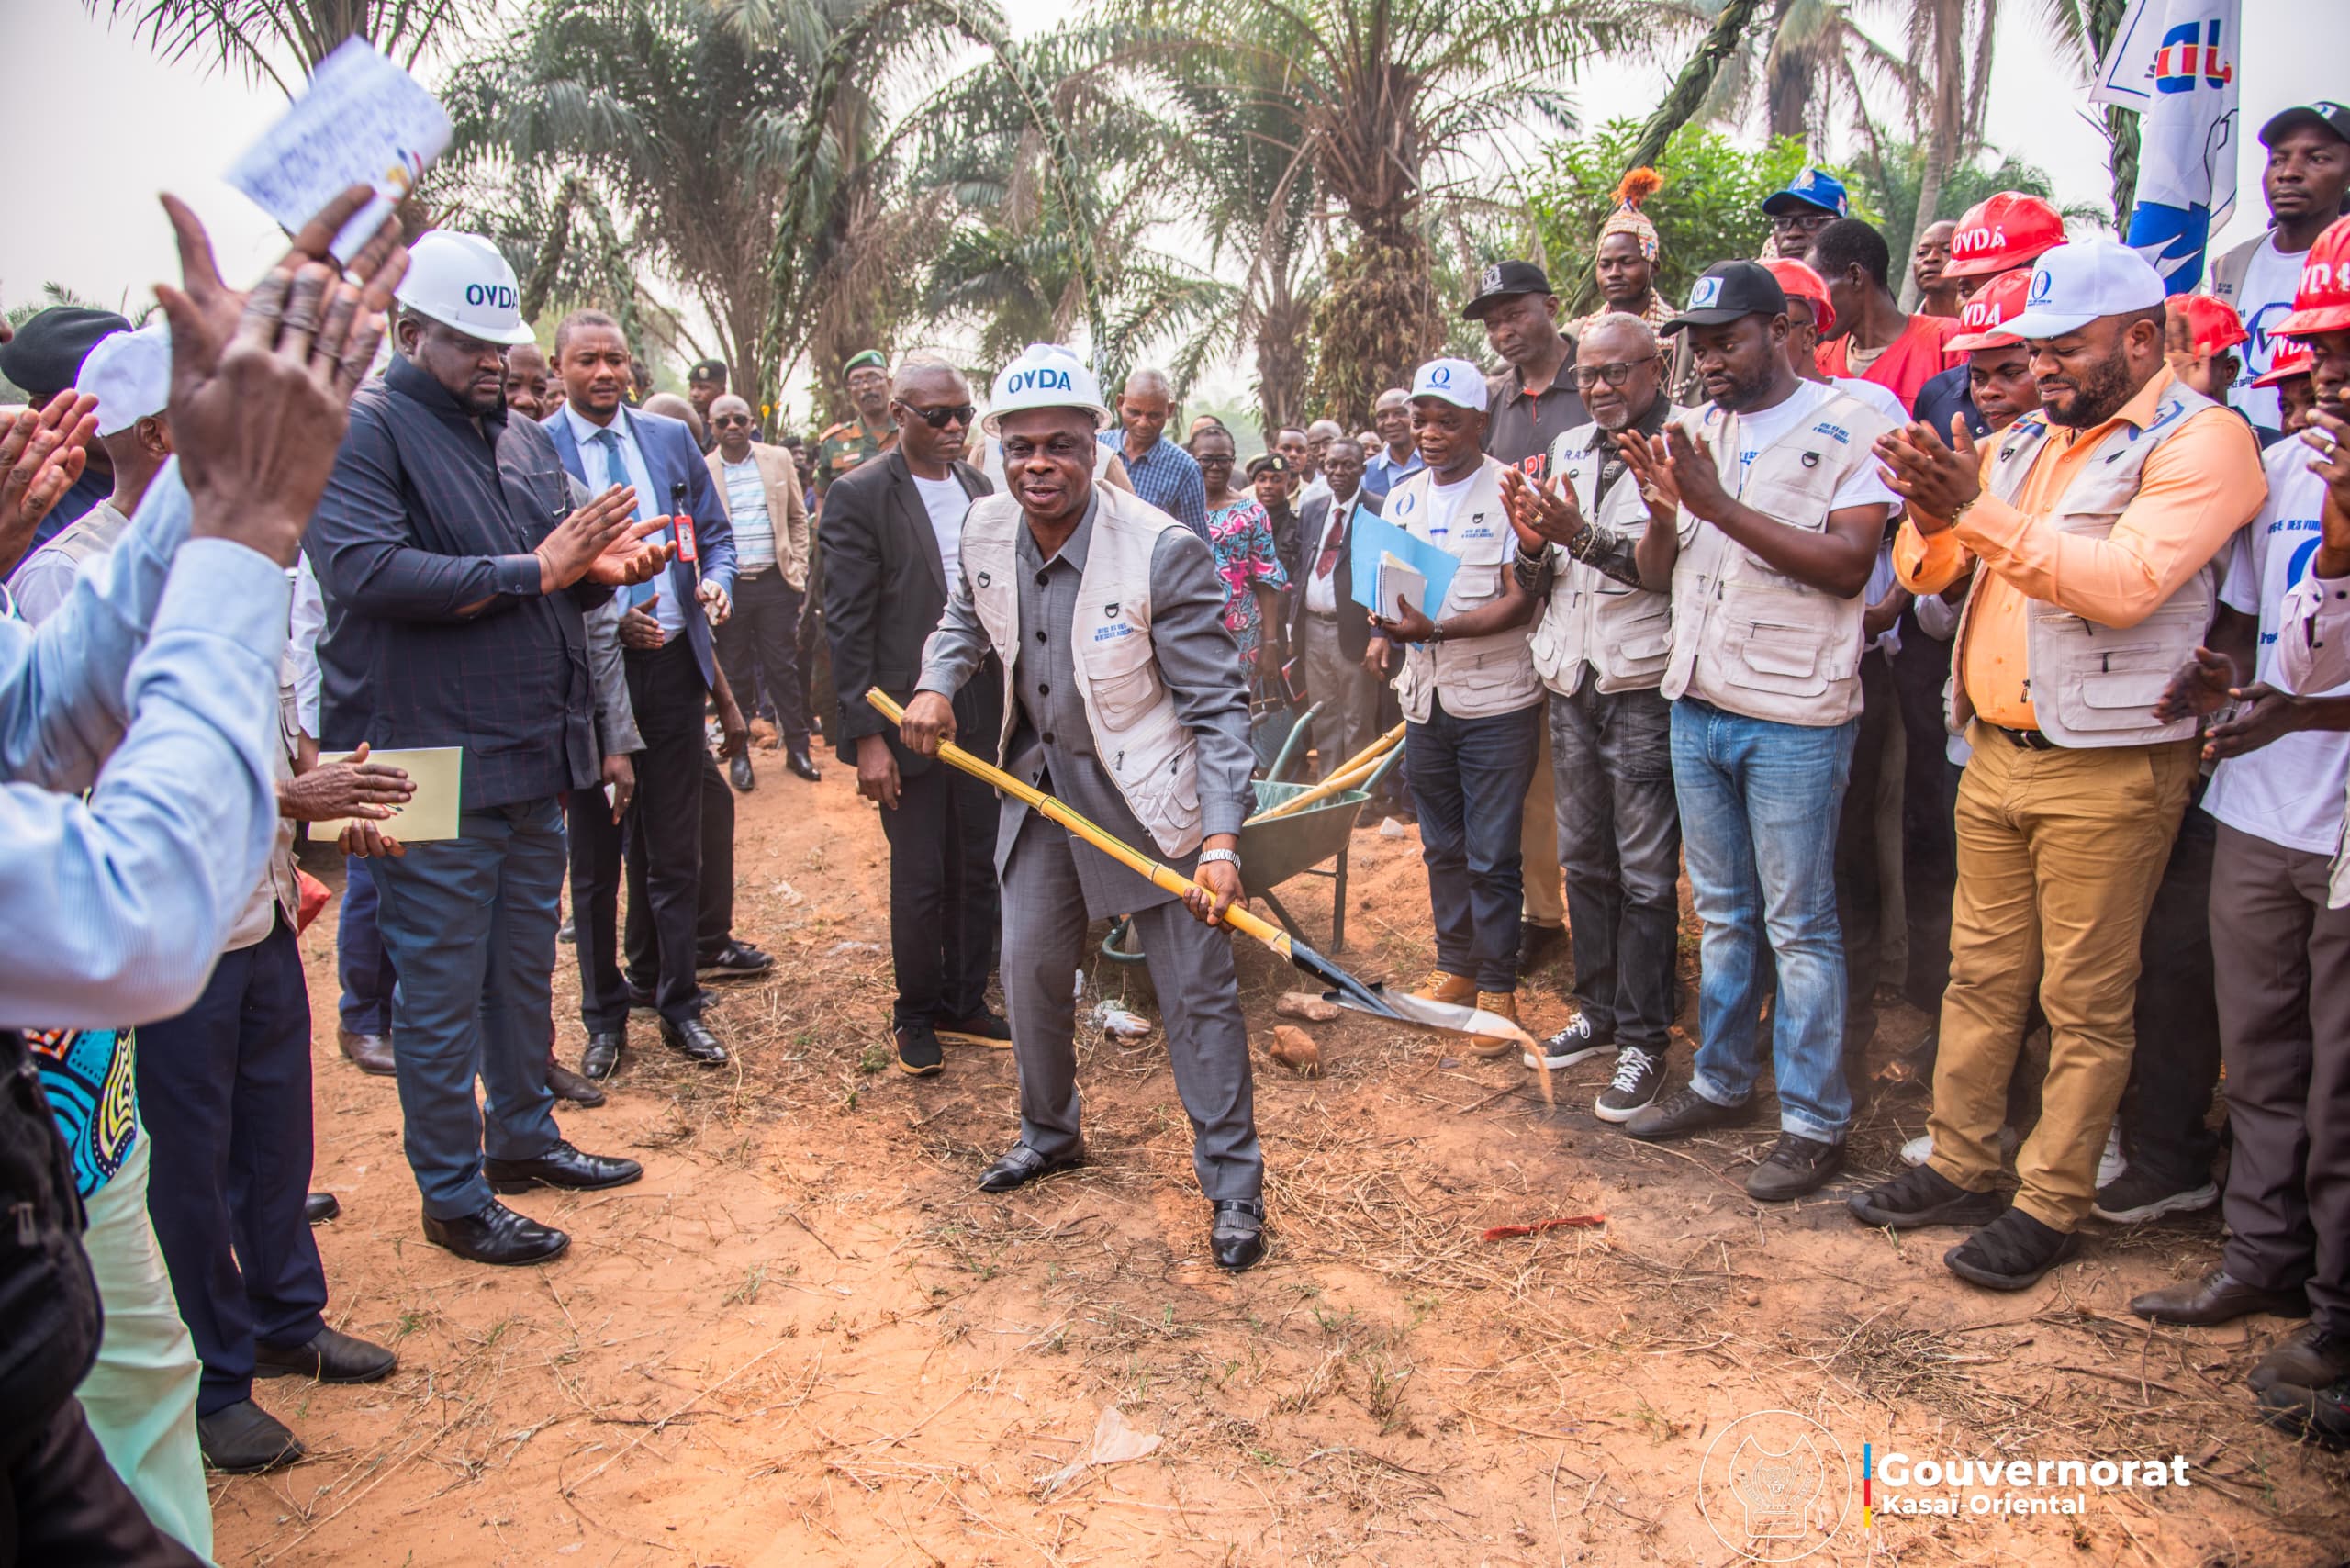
[1942, 193, 2067, 280]
[2167, 294, 2249, 356]
[1760, 257, 1835, 338]
[2277, 215, 2350, 339]
[2253, 338, 2312, 388]
[1947, 267, 2034, 352]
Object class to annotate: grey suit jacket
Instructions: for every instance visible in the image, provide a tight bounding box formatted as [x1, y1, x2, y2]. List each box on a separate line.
[916, 492, 1255, 918]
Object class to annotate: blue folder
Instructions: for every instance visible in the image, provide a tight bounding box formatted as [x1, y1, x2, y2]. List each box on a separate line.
[1348, 507, 1460, 622]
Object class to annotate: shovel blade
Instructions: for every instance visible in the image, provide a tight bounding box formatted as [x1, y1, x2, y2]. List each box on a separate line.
[1323, 983, 1536, 1047]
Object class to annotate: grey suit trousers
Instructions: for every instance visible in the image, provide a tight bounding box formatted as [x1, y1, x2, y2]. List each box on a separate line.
[999, 810, 1263, 1203]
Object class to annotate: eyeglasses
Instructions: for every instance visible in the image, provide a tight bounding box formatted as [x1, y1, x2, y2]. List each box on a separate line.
[1770, 211, 1835, 234]
[712, 414, 752, 428]
[896, 400, 975, 429]
[1571, 355, 1659, 389]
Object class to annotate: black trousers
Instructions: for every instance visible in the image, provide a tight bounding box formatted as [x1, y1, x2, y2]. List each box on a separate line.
[567, 782, 632, 1034]
[135, 916, 329, 1416]
[881, 752, 1002, 1026]
[1833, 649, 1898, 1062]
[716, 567, 809, 753]
[618, 637, 710, 1026]
[1890, 607, 1958, 1013]
[3, 1401, 203, 1566]
[2117, 800, 2222, 1188]
[627, 747, 733, 980]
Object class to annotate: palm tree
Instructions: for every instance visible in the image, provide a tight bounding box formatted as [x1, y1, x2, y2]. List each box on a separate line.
[89, 0, 477, 96]
[1125, 0, 1656, 426]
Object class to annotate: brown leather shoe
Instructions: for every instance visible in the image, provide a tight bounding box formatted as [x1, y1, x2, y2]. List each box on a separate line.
[2251, 1323, 2350, 1394]
[547, 1059, 606, 1108]
[337, 1027, 395, 1077]
[2130, 1270, 2308, 1327]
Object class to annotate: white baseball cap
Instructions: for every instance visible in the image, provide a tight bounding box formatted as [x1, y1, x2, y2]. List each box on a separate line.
[2002, 238, 2165, 341]
[73, 322, 171, 437]
[394, 230, 537, 347]
[1410, 357, 1488, 412]
[982, 342, 1113, 435]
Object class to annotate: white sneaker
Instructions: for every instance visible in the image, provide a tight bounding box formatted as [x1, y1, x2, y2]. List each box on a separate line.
[1524, 1014, 1611, 1070]
[2097, 1124, 2128, 1189]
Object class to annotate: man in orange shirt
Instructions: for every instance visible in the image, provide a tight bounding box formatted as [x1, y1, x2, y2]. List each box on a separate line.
[1809, 218, 1965, 414]
[1848, 239, 2267, 1291]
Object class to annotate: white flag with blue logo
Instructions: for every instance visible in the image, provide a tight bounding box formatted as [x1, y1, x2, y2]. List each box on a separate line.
[2088, 0, 2241, 294]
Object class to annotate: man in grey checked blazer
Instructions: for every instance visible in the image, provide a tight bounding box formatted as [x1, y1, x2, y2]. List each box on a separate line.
[901, 344, 1268, 1271]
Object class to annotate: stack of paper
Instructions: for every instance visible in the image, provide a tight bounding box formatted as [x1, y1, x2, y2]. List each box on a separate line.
[1375, 554, 1429, 622]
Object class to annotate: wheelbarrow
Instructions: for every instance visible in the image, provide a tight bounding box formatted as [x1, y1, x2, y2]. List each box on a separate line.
[1102, 745, 1406, 964]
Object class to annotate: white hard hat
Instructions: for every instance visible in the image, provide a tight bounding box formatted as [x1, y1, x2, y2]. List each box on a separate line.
[981, 342, 1113, 435]
[74, 322, 171, 436]
[394, 231, 536, 347]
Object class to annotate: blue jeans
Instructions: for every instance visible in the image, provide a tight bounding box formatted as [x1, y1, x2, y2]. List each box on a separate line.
[1405, 697, 1543, 991]
[1550, 684, 1681, 1051]
[337, 854, 397, 1035]
[369, 799, 565, 1219]
[1671, 698, 1857, 1142]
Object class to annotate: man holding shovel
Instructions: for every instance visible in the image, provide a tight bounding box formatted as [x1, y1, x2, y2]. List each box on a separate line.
[900, 342, 1267, 1271]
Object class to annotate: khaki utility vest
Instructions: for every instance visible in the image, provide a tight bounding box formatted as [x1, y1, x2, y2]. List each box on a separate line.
[1944, 381, 2217, 745]
[1385, 456, 1543, 723]
[960, 487, 1204, 858]
[1661, 391, 1897, 727]
[1527, 410, 1689, 697]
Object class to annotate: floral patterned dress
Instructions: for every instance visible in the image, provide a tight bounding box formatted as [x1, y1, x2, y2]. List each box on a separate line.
[1204, 497, 1289, 673]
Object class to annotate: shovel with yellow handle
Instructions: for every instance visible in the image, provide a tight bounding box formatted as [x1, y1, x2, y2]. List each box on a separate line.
[867, 690, 1545, 1093]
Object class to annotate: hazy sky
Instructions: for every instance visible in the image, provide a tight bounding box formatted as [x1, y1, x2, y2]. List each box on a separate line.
[5, 0, 2342, 376]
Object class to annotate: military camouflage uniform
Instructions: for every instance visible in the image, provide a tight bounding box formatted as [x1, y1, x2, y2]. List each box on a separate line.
[811, 416, 897, 498]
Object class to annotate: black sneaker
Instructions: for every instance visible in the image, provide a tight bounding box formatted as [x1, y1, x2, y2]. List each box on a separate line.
[1746, 1134, 1844, 1202]
[1848, 1163, 2008, 1230]
[1593, 1046, 1664, 1123]
[1526, 1014, 1611, 1070]
[936, 1010, 1013, 1048]
[2090, 1165, 2219, 1225]
[1944, 1208, 2081, 1292]
[698, 940, 776, 980]
[895, 1022, 944, 1077]
[1621, 1083, 1754, 1142]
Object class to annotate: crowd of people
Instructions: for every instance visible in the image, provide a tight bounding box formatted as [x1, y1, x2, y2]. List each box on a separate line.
[5, 98, 2350, 1562]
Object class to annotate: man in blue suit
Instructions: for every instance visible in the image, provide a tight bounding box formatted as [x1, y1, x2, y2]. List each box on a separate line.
[546, 310, 740, 1073]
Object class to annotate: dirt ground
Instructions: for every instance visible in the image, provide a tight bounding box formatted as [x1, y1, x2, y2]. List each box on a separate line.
[214, 745, 2349, 1567]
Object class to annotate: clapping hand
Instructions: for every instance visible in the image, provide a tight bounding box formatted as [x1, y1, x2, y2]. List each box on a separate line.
[2154, 645, 2237, 724]
[1617, 428, 1683, 526]
[538, 488, 671, 591]
[281, 740, 414, 823]
[0, 391, 99, 576]
[1501, 465, 1585, 553]
[1875, 415, 1982, 532]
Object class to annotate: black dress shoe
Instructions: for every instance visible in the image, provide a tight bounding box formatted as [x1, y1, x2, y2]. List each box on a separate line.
[787, 749, 822, 782]
[484, 1139, 644, 1193]
[698, 940, 776, 979]
[337, 1026, 396, 1077]
[658, 1015, 729, 1064]
[254, 1327, 398, 1384]
[977, 1141, 1086, 1193]
[728, 750, 755, 792]
[198, 1400, 304, 1474]
[548, 1058, 607, 1107]
[1211, 1198, 1266, 1271]
[2131, 1270, 2309, 1327]
[422, 1200, 571, 1266]
[582, 1030, 625, 1081]
[1515, 921, 1565, 977]
[305, 1192, 341, 1226]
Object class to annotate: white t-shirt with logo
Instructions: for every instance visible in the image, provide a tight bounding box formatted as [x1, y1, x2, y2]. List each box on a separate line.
[2203, 449, 2350, 856]
[1729, 379, 1902, 515]
[912, 472, 971, 587]
[1426, 474, 1477, 543]
[2231, 235, 2308, 431]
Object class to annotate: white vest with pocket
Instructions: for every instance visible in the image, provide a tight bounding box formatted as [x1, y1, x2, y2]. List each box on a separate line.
[1943, 380, 2218, 746]
[1385, 456, 1542, 724]
[1662, 391, 1897, 727]
[1527, 412, 1688, 697]
[958, 486, 1204, 858]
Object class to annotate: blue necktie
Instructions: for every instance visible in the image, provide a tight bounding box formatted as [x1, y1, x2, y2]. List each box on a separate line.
[593, 427, 661, 609]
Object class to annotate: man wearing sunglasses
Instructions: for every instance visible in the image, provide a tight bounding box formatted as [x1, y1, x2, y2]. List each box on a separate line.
[705, 393, 817, 786]
[822, 360, 1010, 1077]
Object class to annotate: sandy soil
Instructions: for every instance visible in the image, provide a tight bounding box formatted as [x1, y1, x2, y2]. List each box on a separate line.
[213, 748, 2348, 1566]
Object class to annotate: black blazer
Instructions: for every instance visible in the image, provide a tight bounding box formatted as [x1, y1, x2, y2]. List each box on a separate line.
[1287, 487, 1382, 664]
[821, 448, 996, 771]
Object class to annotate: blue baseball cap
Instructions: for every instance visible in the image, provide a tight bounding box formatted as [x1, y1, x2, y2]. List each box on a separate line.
[1762, 167, 1850, 219]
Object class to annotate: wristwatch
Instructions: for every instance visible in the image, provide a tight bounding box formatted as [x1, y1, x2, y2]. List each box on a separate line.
[1427, 622, 1448, 646]
[1197, 847, 1242, 872]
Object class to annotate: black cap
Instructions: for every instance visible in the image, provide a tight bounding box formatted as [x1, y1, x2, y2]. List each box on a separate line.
[0, 306, 133, 400]
[2260, 101, 2350, 149]
[1462, 260, 1554, 320]
[1245, 453, 1290, 479]
[1657, 261, 1789, 335]
[688, 357, 728, 384]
